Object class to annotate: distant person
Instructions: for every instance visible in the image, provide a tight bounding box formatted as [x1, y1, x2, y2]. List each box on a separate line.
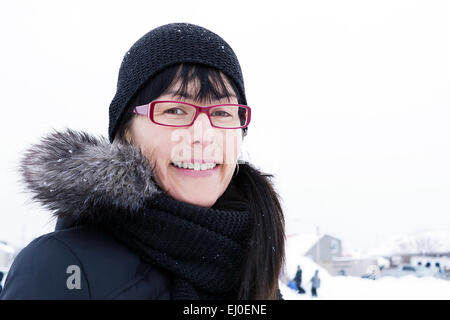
[309, 270, 321, 298]
[294, 265, 305, 294]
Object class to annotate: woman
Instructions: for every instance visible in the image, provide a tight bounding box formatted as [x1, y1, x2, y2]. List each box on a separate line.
[0, 23, 285, 300]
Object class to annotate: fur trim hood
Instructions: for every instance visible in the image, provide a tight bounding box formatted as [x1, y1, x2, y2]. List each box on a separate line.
[20, 129, 161, 221]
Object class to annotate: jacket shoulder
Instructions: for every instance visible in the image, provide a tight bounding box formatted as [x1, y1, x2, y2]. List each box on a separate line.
[0, 232, 89, 299]
[1, 225, 171, 300]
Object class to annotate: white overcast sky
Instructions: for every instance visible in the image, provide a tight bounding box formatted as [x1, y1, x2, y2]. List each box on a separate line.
[1, 0, 449, 251]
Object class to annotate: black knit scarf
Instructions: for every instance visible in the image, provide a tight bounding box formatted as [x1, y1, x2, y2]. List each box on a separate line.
[91, 179, 252, 300]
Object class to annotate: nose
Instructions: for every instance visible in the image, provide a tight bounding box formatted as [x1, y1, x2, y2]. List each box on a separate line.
[190, 112, 214, 146]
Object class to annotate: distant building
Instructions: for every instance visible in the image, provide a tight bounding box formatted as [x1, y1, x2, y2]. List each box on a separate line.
[305, 234, 342, 262]
[288, 233, 378, 277]
[367, 230, 450, 279]
[387, 252, 450, 268]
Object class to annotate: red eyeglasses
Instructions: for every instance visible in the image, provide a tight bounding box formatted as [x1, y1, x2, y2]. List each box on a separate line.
[131, 100, 251, 129]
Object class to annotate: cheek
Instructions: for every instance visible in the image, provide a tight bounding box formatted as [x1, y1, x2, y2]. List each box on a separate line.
[128, 118, 173, 170]
[222, 130, 243, 164]
[222, 163, 236, 183]
[140, 139, 175, 192]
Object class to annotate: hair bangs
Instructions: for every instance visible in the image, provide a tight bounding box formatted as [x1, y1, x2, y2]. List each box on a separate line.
[169, 64, 239, 104]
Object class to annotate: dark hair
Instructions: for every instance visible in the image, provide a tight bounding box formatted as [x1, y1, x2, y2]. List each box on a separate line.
[115, 63, 285, 300]
[232, 163, 285, 299]
[114, 63, 247, 143]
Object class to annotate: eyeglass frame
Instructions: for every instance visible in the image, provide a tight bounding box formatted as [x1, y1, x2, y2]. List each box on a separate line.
[131, 100, 252, 129]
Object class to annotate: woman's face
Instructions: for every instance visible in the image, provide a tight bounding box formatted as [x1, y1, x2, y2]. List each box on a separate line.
[126, 78, 243, 207]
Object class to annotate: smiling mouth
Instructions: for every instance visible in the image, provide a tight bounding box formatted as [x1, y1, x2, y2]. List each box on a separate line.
[171, 161, 218, 171]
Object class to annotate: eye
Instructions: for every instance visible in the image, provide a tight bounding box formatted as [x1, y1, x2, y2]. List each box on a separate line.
[165, 108, 186, 115]
[211, 110, 231, 117]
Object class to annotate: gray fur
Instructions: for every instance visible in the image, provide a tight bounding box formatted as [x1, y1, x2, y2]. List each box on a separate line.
[19, 129, 160, 220]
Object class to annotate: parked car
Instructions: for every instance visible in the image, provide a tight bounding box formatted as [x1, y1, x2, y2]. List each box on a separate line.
[381, 264, 417, 278]
[361, 273, 377, 280]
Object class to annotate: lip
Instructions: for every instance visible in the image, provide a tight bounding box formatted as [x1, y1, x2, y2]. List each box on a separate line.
[170, 163, 220, 177]
[172, 158, 219, 164]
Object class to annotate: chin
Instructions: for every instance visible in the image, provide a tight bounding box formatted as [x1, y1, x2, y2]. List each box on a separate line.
[173, 192, 218, 208]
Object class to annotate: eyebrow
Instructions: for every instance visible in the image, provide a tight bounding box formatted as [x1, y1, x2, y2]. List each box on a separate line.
[164, 90, 237, 100]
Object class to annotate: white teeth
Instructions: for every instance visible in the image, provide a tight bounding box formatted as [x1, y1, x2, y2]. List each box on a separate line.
[172, 161, 217, 171]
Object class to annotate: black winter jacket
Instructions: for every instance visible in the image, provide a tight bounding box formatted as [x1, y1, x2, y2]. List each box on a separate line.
[1, 222, 172, 299]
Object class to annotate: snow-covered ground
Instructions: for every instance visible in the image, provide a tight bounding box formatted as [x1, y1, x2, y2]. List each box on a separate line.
[280, 255, 450, 300]
[281, 231, 450, 300]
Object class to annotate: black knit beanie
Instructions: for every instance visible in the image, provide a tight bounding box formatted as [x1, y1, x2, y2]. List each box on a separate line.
[108, 22, 247, 142]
